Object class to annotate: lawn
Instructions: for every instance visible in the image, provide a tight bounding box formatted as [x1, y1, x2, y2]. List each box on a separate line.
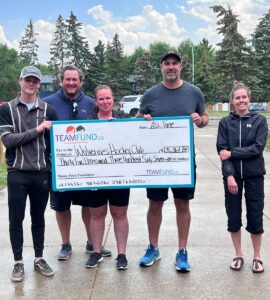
[0, 162, 7, 190]
[266, 134, 270, 151]
[208, 111, 230, 117]
[208, 110, 270, 117]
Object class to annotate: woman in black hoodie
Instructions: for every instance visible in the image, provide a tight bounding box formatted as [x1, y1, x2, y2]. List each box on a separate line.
[217, 82, 268, 273]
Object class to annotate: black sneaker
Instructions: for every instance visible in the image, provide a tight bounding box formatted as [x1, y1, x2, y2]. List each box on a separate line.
[11, 263, 24, 282]
[34, 259, 54, 277]
[116, 254, 128, 270]
[86, 252, 103, 268]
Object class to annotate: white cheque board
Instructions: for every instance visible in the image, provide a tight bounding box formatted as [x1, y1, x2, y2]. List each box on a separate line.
[50, 117, 194, 191]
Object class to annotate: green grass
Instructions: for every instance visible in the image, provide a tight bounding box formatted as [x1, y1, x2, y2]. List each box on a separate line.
[0, 162, 7, 190]
[208, 111, 230, 117]
[208, 111, 270, 117]
[266, 134, 270, 151]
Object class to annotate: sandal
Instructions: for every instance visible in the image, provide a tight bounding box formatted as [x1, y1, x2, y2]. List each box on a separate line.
[252, 259, 264, 273]
[230, 257, 244, 271]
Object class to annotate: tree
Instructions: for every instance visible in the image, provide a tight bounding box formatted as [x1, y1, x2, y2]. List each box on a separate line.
[211, 5, 258, 101]
[196, 39, 215, 76]
[252, 9, 270, 101]
[48, 15, 69, 78]
[19, 20, 39, 66]
[36, 64, 53, 75]
[66, 11, 91, 72]
[149, 41, 172, 82]
[124, 47, 146, 94]
[177, 39, 217, 103]
[84, 40, 106, 96]
[0, 44, 20, 100]
[91, 40, 106, 85]
[125, 46, 146, 76]
[178, 39, 194, 82]
[149, 41, 172, 67]
[195, 45, 216, 104]
[134, 51, 157, 94]
[105, 34, 129, 99]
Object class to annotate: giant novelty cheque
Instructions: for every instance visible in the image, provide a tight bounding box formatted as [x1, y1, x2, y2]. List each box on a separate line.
[50, 117, 194, 191]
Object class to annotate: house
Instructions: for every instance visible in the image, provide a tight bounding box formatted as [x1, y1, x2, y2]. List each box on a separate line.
[40, 75, 58, 98]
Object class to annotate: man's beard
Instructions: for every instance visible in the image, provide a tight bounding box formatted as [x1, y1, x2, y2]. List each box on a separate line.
[65, 90, 77, 99]
[164, 74, 179, 83]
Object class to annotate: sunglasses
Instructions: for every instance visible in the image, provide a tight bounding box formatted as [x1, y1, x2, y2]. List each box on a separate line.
[72, 101, 78, 117]
[24, 77, 40, 84]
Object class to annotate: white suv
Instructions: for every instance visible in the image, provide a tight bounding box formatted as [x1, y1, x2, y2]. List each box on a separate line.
[119, 95, 142, 116]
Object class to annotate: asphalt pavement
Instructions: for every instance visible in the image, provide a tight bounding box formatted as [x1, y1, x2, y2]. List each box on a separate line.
[1, 125, 270, 300]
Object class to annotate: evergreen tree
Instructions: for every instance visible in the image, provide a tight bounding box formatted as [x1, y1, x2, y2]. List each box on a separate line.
[19, 20, 39, 66]
[197, 39, 215, 74]
[178, 39, 195, 83]
[66, 11, 91, 72]
[105, 34, 129, 99]
[84, 40, 106, 96]
[252, 9, 270, 101]
[211, 5, 258, 101]
[195, 45, 216, 104]
[134, 51, 157, 94]
[48, 15, 69, 78]
[92, 40, 106, 86]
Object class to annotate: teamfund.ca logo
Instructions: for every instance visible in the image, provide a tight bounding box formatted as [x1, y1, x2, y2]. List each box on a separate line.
[55, 125, 104, 142]
[66, 125, 85, 134]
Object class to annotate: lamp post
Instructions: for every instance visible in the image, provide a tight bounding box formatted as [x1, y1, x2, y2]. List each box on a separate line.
[191, 45, 195, 84]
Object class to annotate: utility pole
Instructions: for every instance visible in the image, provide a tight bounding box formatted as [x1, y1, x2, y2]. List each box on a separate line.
[191, 45, 195, 84]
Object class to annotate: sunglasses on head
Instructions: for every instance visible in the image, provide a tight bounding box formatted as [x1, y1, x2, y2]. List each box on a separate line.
[72, 101, 78, 117]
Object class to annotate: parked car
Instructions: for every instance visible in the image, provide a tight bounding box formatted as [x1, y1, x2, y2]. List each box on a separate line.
[248, 104, 267, 112]
[119, 95, 142, 116]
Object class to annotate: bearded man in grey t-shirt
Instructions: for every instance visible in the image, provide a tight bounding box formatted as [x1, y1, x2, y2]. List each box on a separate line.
[136, 50, 208, 272]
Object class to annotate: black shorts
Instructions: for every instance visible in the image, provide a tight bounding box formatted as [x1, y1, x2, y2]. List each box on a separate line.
[89, 189, 130, 208]
[50, 190, 92, 212]
[146, 186, 195, 201]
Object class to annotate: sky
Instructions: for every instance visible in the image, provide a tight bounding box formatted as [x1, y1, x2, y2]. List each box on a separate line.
[0, 0, 269, 64]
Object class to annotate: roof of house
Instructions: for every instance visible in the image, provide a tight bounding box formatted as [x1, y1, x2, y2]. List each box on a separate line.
[41, 75, 54, 84]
